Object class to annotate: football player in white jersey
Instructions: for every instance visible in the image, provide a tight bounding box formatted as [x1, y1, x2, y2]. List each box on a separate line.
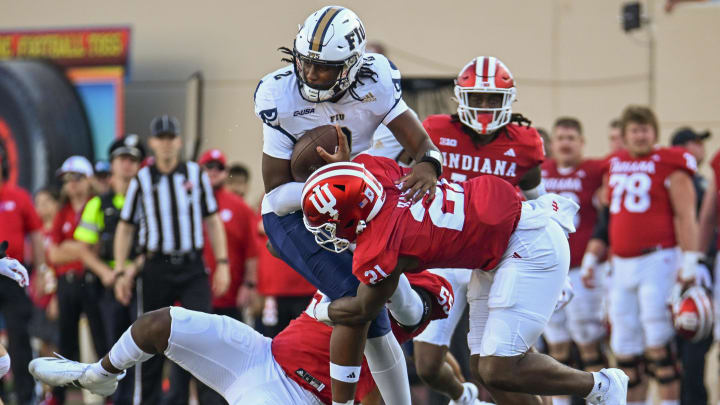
[255, 6, 442, 405]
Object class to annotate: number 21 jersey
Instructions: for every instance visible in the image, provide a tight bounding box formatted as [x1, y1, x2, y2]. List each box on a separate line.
[351, 154, 522, 285]
[605, 146, 696, 258]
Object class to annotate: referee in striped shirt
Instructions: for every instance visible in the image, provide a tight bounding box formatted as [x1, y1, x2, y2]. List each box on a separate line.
[113, 115, 230, 405]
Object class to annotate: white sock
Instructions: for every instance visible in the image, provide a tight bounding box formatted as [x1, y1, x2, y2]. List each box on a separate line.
[552, 397, 571, 405]
[107, 327, 153, 371]
[627, 402, 645, 405]
[585, 371, 610, 400]
[659, 401, 679, 405]
[364, 332, 411, 405]
[385, 274, 423, 326]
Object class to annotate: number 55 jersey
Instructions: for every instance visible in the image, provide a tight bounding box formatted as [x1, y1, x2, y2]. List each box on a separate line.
[605, 146, 696, 258]
[350, 153, 523, 285]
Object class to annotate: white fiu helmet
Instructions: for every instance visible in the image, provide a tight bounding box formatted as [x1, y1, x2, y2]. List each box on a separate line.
[671, 286, 714, 343]
[454, 56, 517, 135]
[294, 6, 367, 102]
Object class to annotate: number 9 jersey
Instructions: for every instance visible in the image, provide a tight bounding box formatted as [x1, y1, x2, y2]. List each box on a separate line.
[605, 146, 696, 258]
[351, 154, 522, 285]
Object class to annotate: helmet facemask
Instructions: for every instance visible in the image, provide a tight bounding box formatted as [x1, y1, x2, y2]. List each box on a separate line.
[455, 86, 516, 135]
[302, 216, 352, 253]
[294, 47, 361, 102]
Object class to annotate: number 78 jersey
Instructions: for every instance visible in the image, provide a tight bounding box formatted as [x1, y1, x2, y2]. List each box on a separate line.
[606, 146, 696, 258]
[351, 154, 522, 285]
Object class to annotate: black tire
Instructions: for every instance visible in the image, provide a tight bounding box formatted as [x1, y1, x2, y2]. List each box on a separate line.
[0, 60, 93, 192]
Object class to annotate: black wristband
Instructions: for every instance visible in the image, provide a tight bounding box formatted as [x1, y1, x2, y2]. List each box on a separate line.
[420, 155, 442, 177]
[243, 281, 257, 288]
[216, 258, 228, 264]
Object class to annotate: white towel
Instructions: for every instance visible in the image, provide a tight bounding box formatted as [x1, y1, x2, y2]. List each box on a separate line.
[517, 193, 579, 236]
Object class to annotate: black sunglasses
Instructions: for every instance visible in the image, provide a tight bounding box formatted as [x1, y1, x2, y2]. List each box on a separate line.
[203, 161, 226, 171]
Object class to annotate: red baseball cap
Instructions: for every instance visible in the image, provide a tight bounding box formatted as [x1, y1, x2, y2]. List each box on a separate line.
[198, 149, 227, 167]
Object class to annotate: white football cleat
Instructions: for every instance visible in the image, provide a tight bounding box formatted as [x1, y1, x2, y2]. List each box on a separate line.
[29, 355, 125, 397]
[586, 368, 628, 405]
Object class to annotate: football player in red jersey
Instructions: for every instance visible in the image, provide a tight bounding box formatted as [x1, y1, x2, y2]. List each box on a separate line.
[28, 269, 456, 405]
[697, 133, 720, 403]
[407, 56, 547, 404]
[599, 106, 701, 405]
[540, 118, 606, 405]
[303, 154, 628, 405]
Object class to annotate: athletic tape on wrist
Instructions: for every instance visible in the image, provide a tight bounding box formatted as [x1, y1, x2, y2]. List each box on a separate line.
[330, 362, 361, 383]
[332, 401, 354, 405]
[314, 302, 332, 323]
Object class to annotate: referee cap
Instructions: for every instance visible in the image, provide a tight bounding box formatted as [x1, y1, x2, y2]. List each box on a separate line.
[150, 115, 180, 137]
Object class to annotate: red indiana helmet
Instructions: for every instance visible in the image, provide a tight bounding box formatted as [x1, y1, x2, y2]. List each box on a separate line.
[671, 286, 714, 343]
[454, 56, 516, 135]
[301, 161, 386, 253]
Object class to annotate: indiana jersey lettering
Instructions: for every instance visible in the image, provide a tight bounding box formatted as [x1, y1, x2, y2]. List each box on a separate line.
[541, 159, 604, 267]
[349, 154, 522, 285]
[605, 147, 696, 258]
[255, 53, 407, 161]
[423, 115, 544, 184]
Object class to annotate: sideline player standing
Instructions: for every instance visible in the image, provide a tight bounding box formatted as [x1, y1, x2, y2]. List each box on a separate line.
[540, 118, 605, 405]
[303, 154, 628, 405]
[602, 106, 700, 405]
[255, 6, 440, 404]
[408, 56, 545, 405]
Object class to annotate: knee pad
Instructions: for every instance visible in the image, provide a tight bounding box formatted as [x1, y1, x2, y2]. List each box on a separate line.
[644, 343, 679, 385]
[0, 354, 10, 378]
[616, 356, 644, 388]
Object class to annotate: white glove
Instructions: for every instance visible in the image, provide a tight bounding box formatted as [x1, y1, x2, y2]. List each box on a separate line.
[0, 257, 29, 287]
[695, 263, 712, 289]
[554, 275, 575, 312]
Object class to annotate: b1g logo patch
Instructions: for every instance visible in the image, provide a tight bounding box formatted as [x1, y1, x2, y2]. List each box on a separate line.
[439, 137, 457, 147]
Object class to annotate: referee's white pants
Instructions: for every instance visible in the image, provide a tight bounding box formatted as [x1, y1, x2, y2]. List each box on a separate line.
[165, 307, 323, 405]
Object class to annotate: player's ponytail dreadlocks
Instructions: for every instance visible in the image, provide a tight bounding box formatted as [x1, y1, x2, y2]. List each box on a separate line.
[278, 47, 378, 100]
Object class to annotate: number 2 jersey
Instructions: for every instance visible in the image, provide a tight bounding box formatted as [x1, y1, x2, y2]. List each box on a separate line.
[254, 53, 406, 163]
[351, 154, 522, 285]
[541, 159, 604, 267]
[423, 114, 545, 185]
[605, 146, 696, 258]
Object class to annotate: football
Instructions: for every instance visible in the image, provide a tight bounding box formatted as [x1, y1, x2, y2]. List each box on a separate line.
[290, 125, 341, 182]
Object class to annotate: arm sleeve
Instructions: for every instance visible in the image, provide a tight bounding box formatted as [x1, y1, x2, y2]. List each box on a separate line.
[200, 171, 218, 217]
[591, 206, 610, 244]
[74, 197, 102, 244]
[120, 177, 141, 224]
[261, 182, 304, 216]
